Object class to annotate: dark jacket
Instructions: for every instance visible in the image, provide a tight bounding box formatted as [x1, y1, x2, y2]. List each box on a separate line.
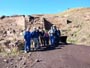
[31, 31, 39, 38]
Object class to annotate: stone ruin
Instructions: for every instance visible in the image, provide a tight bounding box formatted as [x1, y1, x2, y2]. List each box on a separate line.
[25, 15, 68, 30]
[0, 15, 68, 53]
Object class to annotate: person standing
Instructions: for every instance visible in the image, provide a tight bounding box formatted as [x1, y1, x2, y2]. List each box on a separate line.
[44, 31, 49, 46]
[24, 27, 32, 53]
[48, 26, 55, 47]
[39, 28, 45, 46]
[31, 27, 40, 50]
[55, 27, 61, 45]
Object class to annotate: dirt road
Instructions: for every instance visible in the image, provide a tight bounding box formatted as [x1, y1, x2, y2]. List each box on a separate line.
[0, 44, 90, 68]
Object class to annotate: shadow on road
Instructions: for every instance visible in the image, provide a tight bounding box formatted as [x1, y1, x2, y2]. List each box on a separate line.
[29, 36, 69, 52]
[30, 42, 69, 52]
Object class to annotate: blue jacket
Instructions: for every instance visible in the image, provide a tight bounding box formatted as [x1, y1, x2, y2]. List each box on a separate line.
[24, 31, 32, 41]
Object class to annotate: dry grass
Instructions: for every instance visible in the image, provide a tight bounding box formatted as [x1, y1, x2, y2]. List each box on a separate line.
[56, 8, 90, 45]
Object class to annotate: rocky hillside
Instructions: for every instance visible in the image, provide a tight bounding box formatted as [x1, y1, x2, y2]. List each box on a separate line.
[56, 8, 90, 45]
[0, 8, 90, 53]
[0, 14, 67, 53]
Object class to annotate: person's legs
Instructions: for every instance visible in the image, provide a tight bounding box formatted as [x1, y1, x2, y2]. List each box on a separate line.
[43, 37, 46, 46]
[42, 37, 45, 46]
[44, 37, 46, 46]
[52, 38, 55, 46]
[46, 37, 49, 46]
[24, 41, 30, 53]
[33, 38, 39, 50]
[36, 38, 40, 49]
[47, 37, 49, 45]
[27, 42, 31, 52]
[50, 36, 52, 46]
[50, 36, 55, 47]
[40, 37, 44, 46]
[33, 38, 37, 50]
[54, 36, 58, 46]
[24, 41, 27, 53]
[57, 36, 60, 45]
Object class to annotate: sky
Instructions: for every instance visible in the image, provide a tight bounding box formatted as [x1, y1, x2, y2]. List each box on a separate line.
[0, 0, 90, 16]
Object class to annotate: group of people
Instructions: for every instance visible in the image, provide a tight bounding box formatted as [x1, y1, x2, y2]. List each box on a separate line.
[24, 25, 61, 53]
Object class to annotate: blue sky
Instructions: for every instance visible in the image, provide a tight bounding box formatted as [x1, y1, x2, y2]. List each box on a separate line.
[0, 0, 90, 16]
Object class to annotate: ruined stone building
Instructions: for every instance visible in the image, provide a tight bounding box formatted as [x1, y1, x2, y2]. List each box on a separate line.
[0, 14, 68, 39]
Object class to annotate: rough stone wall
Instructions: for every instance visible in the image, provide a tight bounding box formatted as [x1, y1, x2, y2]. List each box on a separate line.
[43, 16, 67, 30]
[0, 15, 26, 42]
[25, 15, 67, 31]
[25, 15, 44, 30]
[0, 15, 67, 37]
[0, 16, 25, 32]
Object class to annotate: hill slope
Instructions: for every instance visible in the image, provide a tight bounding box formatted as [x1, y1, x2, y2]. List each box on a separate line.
[56, 8, 90, 45]
[0, 8, 90, 54]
